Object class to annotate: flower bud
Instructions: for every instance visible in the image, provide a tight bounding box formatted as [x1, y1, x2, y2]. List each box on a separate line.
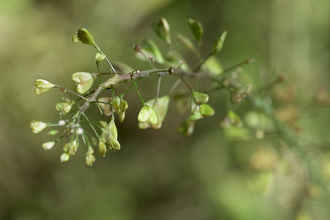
[133, 45, 141, 52]
[72, 72, 95, 94]
[30, 120, 47, 133]
[98, 141, 107, 157]
[60, 153, 70, 162]
[86, 153, 95, 166]
[187, 18, 204, 43]
[48, 130, 59, 135]
[34, 79, 55, 95]
[86, 147, 95, 166]
[120, 100, 128, 112]
[211, 31, 227, 55]
[42, 141, 55, 150]
[55, 102, 73, 116]
[152, 18, 171, 45]
[72, 28, 96, 46]
[138, 105, 158, 125]
[95, 52, 106, 63]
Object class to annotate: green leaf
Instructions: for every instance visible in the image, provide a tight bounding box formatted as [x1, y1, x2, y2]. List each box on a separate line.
[176, 34, 198, 54]
[141, 39, 164, 64]
[203, 56, 223, 75]
[112, 61, 134, 73]
[152, 18, 171, 45]
[211, 30, 227, 55]
[187, 18, 204, 43]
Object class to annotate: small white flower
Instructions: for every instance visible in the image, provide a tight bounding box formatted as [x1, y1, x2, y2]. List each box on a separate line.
[76, 127, 84, 135]
[58, 120, 66, 126]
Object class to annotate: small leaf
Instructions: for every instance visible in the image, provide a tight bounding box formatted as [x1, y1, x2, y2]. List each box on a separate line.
[141, 39, 164, 64]
[176, 34, 198, 54]
[211, 31, 227, 55]
[112, 61, 134, 73]
[203, 56, 223, 75]
[187, 18, 204, 43]
[152, 18, 171, 45]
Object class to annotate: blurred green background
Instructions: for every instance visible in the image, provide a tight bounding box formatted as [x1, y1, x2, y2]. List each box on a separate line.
[1, 0, 330, 219]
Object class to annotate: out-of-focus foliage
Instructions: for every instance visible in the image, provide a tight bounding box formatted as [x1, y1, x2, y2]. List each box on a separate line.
[1, 0, 330, 219]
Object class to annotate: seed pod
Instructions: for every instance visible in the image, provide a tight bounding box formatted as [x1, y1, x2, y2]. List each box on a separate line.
[30, 120, 47, 133]
[34, 79, 55, 95]
[72, 72, 95, 94]
[211, 31, 227, 55]
[72, 28, 96, 46]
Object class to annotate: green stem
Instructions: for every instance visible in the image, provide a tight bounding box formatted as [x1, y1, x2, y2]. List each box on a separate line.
[94, 45, 116, 74]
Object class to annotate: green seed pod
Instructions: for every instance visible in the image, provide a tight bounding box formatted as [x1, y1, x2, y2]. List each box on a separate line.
[118, 112, 125, 123]
[72, 28, 96, 46]
[68, 140, 79, 156]
[98, 97, 112, 116]
[72, 72, 95, 94]
[55, 102, 72, 116]
[86, 153, 95, 166]
[200, 104, 215, 117]
[108, 134, 121, 150]
[192, 91, 209, 105]
[30, 120, 47, 133]
[42, 141, 55, 150]
[190, 111, 203, 121]
[178, 118, 196, 137]
[120, 99, 128, 112]
[187, 18, 204, 43]
[138, 105, 158, 125]
[107, 118, 118, 140]
[228, 111, 243, 127]
[138, 121, 149, 130]
[152, 18, 171, 45]
[112, 96, 121, 113]
[211, 31, 227, 55]
[98, 141, 107, 157]
[218, 115, 231, 130]
[34, 79, 55, 95]
[95, 52, 106, 63]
